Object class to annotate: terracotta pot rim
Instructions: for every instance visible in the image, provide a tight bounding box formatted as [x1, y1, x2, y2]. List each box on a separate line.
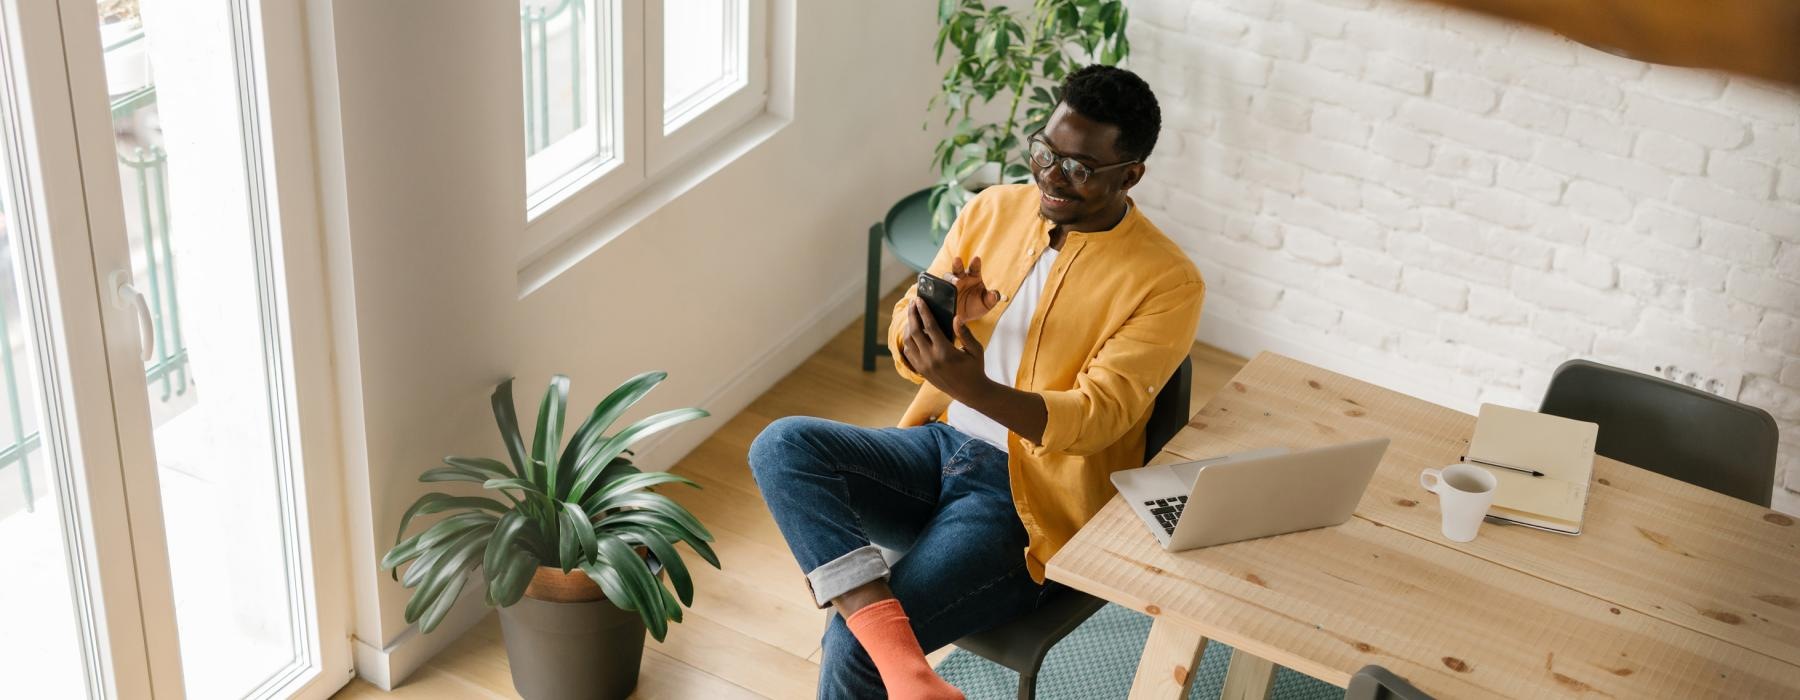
[520, 555, 663, 604]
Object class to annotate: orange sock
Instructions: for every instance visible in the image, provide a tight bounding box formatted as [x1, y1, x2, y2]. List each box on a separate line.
[844, 599, 964, 700]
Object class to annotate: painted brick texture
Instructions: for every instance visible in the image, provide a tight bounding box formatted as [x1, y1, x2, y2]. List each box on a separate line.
[1124, 0, 1800, 512]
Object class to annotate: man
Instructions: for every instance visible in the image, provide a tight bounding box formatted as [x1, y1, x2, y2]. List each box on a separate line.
[749, 65, 1203, 699]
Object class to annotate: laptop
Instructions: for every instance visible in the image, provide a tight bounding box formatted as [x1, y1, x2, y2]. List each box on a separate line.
[1110, 438, 1390, 551]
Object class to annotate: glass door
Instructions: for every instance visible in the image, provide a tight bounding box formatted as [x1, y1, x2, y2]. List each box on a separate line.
[63, 0, 352, 697]
[0, 0, 179, 696]
[0, 0, 350, 697]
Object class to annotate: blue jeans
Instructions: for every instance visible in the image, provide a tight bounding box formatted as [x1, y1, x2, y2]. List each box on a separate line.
[748, 416, 1048, 699]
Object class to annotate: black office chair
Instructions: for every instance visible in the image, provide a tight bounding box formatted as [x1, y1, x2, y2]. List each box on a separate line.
[951, 357, 1194, 700]
[1539, 359, 1779, 507]
[1346, 665, 1434, 700]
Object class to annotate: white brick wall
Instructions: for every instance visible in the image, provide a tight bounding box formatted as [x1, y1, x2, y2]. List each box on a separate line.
[1124, 0, 1800, 513]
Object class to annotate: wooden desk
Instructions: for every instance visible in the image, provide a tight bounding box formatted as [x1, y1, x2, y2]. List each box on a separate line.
[1046, 352, 1800, 699]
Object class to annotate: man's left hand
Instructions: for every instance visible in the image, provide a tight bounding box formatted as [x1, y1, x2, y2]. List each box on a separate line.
[900, 298, 989, 398]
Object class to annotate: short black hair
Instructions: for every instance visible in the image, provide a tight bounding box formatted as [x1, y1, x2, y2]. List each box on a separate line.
[1059, 65, 1161, 162]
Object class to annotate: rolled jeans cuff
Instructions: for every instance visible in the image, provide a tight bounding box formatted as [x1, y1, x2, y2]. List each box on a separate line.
[805, 545, 890, 607]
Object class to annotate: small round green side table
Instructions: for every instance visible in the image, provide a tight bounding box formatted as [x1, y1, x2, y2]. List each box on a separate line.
[862, 187, 941, 371]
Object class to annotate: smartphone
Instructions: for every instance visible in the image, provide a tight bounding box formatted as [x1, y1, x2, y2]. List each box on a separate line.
[915, 272, 958, 337]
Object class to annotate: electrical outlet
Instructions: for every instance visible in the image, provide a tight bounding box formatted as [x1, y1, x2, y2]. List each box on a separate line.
[1650, 362, 1744, 400]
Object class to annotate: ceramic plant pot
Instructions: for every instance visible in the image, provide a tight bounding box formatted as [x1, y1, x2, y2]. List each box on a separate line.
[496, 558, 662, 700]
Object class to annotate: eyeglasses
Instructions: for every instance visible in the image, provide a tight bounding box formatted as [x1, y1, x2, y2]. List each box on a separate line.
[1027, 131, 1139, 185]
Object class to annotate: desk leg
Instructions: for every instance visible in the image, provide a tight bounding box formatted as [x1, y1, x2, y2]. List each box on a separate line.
[1221, 649, 1276, 700]
[862, 222, 883, 372]
[1129, 617, 1209, 700]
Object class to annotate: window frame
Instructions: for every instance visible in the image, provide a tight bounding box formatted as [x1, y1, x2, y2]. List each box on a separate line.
[645, 0, 766, 172]
[520, 0, 773, 280]
[523, 0, 639, 216]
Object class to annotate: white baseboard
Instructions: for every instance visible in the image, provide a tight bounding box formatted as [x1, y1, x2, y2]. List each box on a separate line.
[351, 577, 493, 691]
[626, 255, 915, 472]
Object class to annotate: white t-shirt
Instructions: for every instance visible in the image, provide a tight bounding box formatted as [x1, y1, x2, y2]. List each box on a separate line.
[946, 247, 1060, 453]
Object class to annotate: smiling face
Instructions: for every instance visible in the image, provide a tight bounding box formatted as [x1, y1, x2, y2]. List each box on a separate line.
[1031, 102, 1145, 228]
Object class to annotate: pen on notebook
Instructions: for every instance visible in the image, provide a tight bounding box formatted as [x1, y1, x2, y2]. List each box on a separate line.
[1461, 457, 1544, 478]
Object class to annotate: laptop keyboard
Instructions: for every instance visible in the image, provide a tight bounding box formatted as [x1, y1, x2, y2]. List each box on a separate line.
[1145, 496, 1188, 535]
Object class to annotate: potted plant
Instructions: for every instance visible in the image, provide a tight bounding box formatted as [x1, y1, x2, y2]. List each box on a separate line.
[926, 0, 1133, 239]
[383, 371, 716, 700]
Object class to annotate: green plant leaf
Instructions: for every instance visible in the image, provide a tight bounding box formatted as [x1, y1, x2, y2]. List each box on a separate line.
[418, 464, 501, 485]
[585, 471, 696, 508]
[414, 511, 498, 552]
[483, 509, 532, 578]
[483, 477, 547, 497]
[658, 581, 683, 624]
[403, 525, 487, 593]
[560, 371, 666, 497]
[491, 379, 531, 480]
[487, 548, 537, 608]
[532, 375, 570, 496]
[416, 566, 471, 633]
[391, 493, 508, 549]
[566, 408, 709, 504]
[558, 501, 599, 568]
[406, 540, 466, 619]
[597, 536, 667, 641]
[381, 535, 427, 575]
[580, 560, 632, 611]
[1057, 4, 1079, 31]
[595, 509, 720, 569]
[590, 491, 714, 547]
[621, 525, 692, 606]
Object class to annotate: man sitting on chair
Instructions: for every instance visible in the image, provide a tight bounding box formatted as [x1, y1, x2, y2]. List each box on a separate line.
[749, 65, 1204, 699]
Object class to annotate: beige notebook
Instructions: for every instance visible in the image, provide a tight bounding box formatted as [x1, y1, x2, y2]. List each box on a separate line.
[1465, 403, 1599, 535]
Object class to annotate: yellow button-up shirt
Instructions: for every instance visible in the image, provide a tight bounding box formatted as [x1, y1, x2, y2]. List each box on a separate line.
[889, 183, 1206, 581]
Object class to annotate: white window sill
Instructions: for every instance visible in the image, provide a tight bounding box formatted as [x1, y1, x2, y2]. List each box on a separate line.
[516, 109, 790, 297]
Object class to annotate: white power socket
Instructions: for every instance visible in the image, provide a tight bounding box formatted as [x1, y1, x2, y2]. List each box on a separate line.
[1651, 362, 1744, 400]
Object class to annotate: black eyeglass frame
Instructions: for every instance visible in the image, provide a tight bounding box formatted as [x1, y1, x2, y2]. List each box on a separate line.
[1026, 130, 1140, 185]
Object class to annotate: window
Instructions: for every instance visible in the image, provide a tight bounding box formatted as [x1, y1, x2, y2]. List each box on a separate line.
[521, 0, 768, 230]
[521, 0, 621, 212]
[652, 0, 764, 169]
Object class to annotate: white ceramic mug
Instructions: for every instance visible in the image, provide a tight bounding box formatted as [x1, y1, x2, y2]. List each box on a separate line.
[1419, 463, 1497, 542]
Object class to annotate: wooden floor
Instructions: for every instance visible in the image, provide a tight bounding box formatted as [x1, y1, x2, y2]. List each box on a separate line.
[334, 287, 1247, 700]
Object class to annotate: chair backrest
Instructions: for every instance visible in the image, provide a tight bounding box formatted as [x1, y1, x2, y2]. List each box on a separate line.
[1346, 665, 1433, 700]
[1539, 359, 1778, 507]
[1144, 357, 1194, 465]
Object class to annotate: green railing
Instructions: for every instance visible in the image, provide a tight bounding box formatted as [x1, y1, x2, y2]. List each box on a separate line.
[0, 28, 188, 510]
[119, 144, 189, 401]
[522, 0, 586, 155]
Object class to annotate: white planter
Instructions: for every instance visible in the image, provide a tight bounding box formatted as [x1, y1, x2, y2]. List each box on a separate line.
[960, 161, 1004, 194]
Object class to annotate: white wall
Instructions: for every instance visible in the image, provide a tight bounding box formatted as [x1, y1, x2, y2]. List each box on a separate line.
[1122, 0, 1800, 512]
[308, 0, 942, 680]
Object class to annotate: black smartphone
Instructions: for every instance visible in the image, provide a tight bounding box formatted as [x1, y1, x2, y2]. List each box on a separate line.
[915, 272, 958, 337]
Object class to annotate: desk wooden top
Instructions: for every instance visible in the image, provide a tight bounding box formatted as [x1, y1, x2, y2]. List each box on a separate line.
[1047, 352, 1800, 698]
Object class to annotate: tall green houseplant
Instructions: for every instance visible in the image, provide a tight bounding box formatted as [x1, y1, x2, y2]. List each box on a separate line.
[927, 0, 1133, 237]
[382, 372, 716, 641]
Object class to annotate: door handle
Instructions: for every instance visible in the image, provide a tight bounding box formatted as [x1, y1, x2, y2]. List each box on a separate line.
[108, 271, 155, 362]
